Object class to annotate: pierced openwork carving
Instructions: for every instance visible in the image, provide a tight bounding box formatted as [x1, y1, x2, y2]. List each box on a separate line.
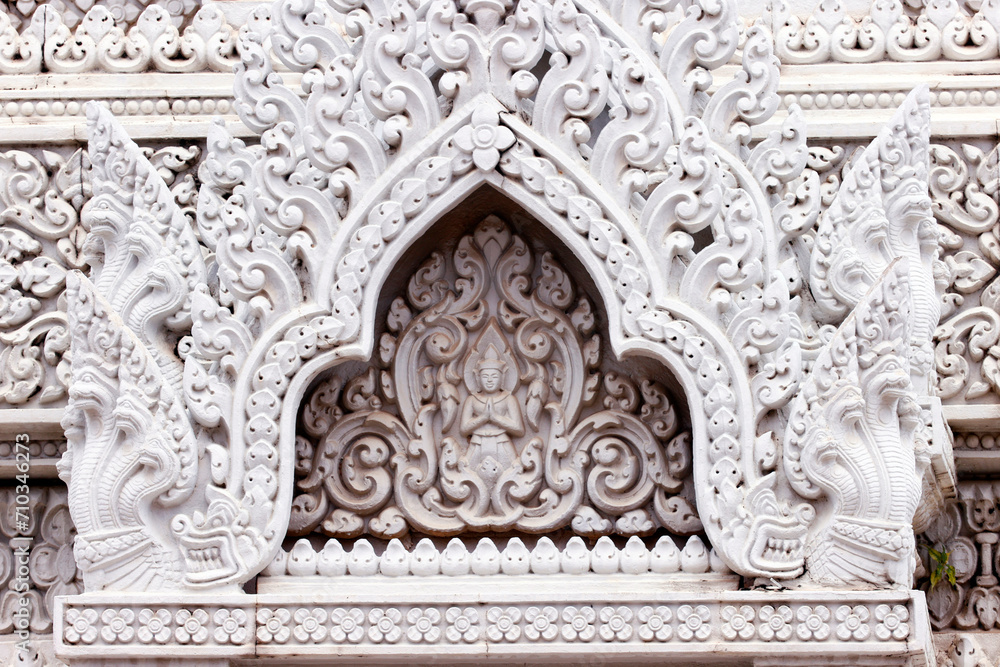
[290, 217, 697, 539]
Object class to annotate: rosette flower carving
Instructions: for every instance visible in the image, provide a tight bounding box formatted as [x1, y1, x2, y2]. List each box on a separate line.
[138, 608, 173, 644]
[367, 608, 403, 644]
[454, 107, 516, 172]
[445, 607, 480, 643]
[835, 605, 872, 641]
[63, 608, 98, 644]
[100, 609, 135, 643]
[256, 609, 291, 645]
[637, 606, 673, 642]
[560, 606, 596, 642]
[486, 607, 522, 642]
[174, 609, 209, 644]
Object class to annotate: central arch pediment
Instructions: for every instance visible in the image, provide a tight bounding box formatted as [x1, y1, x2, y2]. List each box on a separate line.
[254, 101, 785, 578]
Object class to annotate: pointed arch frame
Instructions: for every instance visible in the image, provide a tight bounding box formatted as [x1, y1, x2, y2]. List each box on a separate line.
[226, 95, 798, 583]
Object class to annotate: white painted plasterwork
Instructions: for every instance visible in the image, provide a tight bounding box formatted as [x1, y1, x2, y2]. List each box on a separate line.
[1, 0, 998, 664]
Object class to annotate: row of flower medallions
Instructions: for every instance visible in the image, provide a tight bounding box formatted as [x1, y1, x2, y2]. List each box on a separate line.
[63, 604, 911, 647]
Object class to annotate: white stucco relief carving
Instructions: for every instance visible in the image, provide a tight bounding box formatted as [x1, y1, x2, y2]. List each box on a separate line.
[53, 0, 952, 618]
[809, 86, 939, 394]
[787, 258, 931, 586]
[762, 0, 1000, 64]
[0, 143, 201, 410]
[0, 4, 238, 74]
[290, 217, 699, 539]
[3, 0, 1000, 81]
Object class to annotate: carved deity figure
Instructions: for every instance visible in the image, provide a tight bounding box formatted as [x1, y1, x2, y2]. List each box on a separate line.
[460, 347, 524, 482]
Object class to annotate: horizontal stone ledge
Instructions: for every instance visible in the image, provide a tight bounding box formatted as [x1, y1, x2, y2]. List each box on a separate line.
[54, 589, 932, 664]
[0, 115, 254, 143]
[0, 72, 289, 143]
[955, 450, 1000, 475]
[753, 108, 1000, 141]
[0, 458, 61, 477]
[0, 410, 67, 478]
[944, 404, 1000, 432]
[0, 408, 65, 439]
[716, 62, 1000, 140]
[0, 72, 247, 96]
[258, 573, 742, 597]
[2, 111, 993, 144]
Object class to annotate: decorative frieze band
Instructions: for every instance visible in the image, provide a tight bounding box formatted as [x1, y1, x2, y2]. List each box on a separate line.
[0, 4, 238, 75]
[54, 590, 932, 662]
[0, 73, 250, 142]
[0, 96, 236, 121]
[0, 439, 63, 459]
[775, 82, 1000, 114]
[0, 3, 996, 141]
[4, 0, 1000, 79]
[0, 439, 65, 478]
[742, 64, 1000, 138]
[754, 0, 1000, 65]
[954, 434, 1000, 450]
[4, 0, 200, 32]
[0, 69, 994, 143]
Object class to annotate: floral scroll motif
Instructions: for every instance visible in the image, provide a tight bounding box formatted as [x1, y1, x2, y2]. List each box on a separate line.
[291, 217, 695, 539]
[0, 141, 202, 410]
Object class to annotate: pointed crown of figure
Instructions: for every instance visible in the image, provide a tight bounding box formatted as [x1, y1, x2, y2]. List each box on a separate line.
[476, 345, 506, 372]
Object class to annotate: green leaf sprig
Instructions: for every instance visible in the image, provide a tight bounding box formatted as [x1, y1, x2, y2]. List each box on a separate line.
[927, 546, 957, 588]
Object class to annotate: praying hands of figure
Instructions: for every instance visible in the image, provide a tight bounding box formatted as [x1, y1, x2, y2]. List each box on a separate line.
[486, 394, 524, 436]
[460, 395, 492, 435]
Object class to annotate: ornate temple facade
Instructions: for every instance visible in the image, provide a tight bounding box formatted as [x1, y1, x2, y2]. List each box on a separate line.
[0, 0, 997, 664]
